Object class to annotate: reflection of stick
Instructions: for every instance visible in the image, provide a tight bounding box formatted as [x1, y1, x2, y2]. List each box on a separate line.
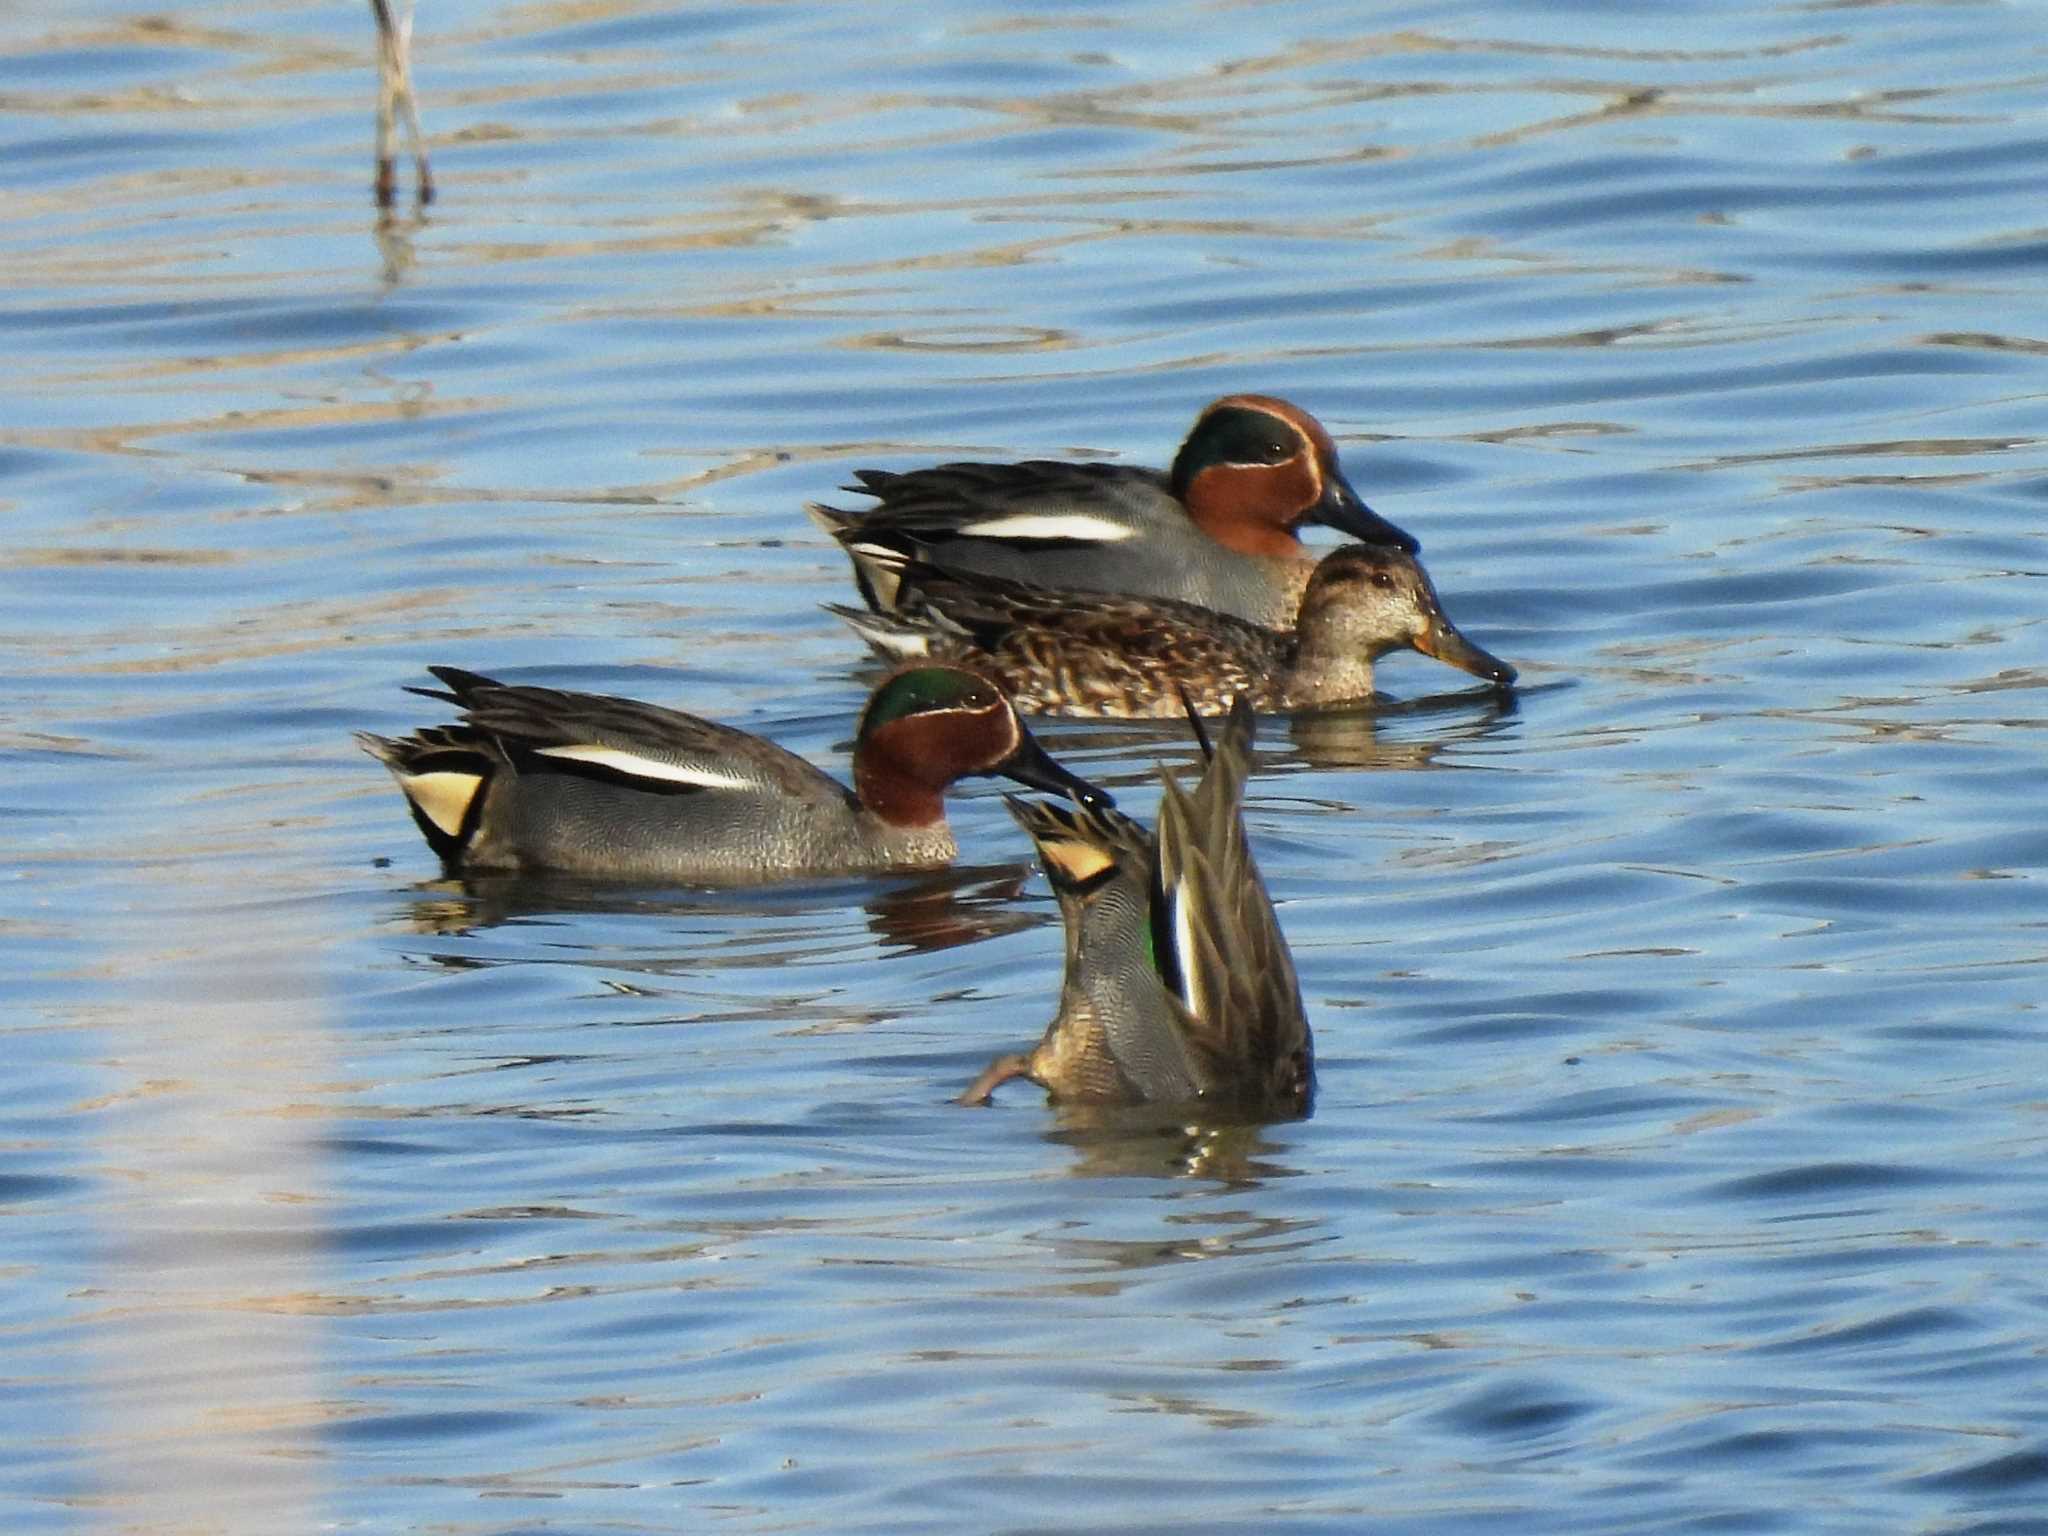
[370, 0, 434, 207]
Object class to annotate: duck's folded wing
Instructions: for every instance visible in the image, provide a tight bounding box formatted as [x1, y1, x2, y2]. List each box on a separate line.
[828, 461, 1173, 544]
[877, 558, 1270, 658]
[428, 669, 840, 802]
[1152, 697, 1312, 1110]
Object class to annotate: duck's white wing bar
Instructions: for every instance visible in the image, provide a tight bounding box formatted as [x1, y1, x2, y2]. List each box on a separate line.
[536, 744, 757, 791]
[1165, 874, 1208, 1023]
[956, 512, 1141, 543]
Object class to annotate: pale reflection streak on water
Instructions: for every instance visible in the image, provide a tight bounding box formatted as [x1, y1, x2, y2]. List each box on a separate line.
[3, 0, 2047, 1532]
[72, 884, 335, 1533]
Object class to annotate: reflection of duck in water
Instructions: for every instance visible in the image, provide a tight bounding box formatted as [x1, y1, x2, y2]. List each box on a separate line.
[382, 862, 1039, 964]
[1012, 684, 1522, 803]
[358, 664, 1106, 883]
[1281, 682, 1523, 772]
[831, 542, 1515, 719]
[960, 697, 1312, 1115]
[1034, 1109, 1306, 1184]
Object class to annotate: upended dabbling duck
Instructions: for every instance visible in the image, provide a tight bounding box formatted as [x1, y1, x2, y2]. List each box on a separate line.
[808, 394, 1418, 629]
[959, 696, 1312, 1114]
[357, 664, 1108, 883]
[830, 541, 1517, 719]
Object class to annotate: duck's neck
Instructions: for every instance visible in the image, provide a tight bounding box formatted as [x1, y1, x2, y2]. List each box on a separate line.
[1182, 473, 1311, 560]
[1280, 627, 1379, 707]
[853, 759, 948, 831]
[866, 816, 959, 867]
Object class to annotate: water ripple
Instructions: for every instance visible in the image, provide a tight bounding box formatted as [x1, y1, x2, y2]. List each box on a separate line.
[5, 1, 2046, 1532]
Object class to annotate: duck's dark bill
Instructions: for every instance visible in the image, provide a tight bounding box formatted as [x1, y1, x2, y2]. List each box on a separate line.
[1317, 472, 1419, 555]
[1417, 614, 1517, 689]
[1001, 735, 1115, 809]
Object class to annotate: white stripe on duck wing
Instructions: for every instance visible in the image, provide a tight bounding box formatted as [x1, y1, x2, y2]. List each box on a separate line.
[415, 667, 828, 800]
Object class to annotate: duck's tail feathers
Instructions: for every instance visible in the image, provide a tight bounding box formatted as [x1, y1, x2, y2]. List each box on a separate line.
[356, 727, 493, 865]
[824, 602, 933, 661]
[808, 503, 919, 613]
[1004, 793, 1151, 899]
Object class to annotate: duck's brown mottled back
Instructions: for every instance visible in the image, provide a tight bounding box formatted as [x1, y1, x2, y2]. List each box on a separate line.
[829, 542, 1517, 719]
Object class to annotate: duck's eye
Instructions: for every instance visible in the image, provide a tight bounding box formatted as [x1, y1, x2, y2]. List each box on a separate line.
[1370, 570, 1396, 590]
[1260, 440, 1292, 463]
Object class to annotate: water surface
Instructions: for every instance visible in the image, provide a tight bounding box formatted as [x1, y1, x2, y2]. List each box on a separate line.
[4, 1, 2046, 1532]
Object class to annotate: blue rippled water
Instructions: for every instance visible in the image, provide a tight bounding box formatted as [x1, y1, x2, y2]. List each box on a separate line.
[4, 1, 2046, 1532]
